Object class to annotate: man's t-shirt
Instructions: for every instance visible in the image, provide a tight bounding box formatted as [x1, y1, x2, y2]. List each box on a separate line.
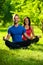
[8, 25, 26, 42]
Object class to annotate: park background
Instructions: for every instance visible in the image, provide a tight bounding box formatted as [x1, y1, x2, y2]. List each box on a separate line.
[0, 0, 43, 65]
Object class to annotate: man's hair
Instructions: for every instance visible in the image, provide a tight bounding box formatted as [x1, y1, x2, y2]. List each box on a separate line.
[13, 14, 19, 21]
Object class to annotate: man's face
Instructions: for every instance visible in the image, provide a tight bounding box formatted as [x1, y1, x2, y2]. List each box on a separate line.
[14, 16, 19, 24]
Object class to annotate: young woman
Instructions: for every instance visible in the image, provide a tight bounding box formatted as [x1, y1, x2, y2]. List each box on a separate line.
[22, 17, 40, 42]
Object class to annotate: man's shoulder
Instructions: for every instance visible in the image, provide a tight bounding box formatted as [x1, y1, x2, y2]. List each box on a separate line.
[8, 25, 14, 30]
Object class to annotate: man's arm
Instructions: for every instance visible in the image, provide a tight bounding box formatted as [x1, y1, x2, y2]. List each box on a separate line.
[31, 26, 35, 37]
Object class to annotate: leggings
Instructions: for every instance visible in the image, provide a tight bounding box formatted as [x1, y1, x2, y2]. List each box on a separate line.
[4, 36, 39, 49]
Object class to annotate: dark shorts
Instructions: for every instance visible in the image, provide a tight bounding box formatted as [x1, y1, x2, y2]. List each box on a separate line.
[4, 36, 39, 49]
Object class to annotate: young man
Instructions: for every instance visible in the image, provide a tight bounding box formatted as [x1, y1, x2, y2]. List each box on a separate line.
[3, 14, 39, 49]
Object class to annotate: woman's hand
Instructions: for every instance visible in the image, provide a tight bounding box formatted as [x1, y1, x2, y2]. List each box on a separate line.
[37, 35, 41, 38]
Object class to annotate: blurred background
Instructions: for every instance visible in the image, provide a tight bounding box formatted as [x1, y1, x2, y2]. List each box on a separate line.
[0, 0, 43, 65]
[0, 0, 43, 27]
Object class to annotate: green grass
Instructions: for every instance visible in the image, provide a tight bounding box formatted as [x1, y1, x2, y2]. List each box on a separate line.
[0, 26, 43, 65]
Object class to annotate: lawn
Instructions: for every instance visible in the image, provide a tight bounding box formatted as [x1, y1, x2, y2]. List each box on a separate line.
[0, 26, 43, 65]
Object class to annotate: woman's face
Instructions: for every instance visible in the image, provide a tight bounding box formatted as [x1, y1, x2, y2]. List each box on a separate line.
[24, 18, 29, 25]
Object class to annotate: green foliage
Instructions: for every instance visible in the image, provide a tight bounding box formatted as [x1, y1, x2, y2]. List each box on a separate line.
[0, 0, 43, 26]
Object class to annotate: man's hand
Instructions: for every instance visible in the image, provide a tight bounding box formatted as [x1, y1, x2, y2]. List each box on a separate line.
[3, 36, 6, 41]
[3, 34, 11, 41]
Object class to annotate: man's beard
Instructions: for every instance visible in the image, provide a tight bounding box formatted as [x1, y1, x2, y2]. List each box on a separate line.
[14, 21, 18, 24]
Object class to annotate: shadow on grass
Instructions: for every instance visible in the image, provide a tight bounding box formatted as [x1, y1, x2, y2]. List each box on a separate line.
[0, 49, 43, 65]
[30, 43, 43, 52]
[0, 28, 7, 32]
[36, 44, 43, 46]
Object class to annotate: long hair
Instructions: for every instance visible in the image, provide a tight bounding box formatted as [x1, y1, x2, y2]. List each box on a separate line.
[24, 17, 31, 29]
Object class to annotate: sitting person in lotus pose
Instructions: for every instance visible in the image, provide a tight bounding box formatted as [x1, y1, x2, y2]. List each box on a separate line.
[3, 15, 40, 49]
[22, 17, 41, 44]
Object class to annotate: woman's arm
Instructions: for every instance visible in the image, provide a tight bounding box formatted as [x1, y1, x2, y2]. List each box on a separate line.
[31, 26, 35, 37]
[24, 33, 33, 40]
[31, 26, 41, 38]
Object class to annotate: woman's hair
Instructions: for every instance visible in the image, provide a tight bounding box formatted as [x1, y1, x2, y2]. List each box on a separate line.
[24, 17, 31, 28]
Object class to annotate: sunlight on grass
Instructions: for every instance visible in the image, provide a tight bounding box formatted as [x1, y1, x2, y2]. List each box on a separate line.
[0, 27, 43, 65]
